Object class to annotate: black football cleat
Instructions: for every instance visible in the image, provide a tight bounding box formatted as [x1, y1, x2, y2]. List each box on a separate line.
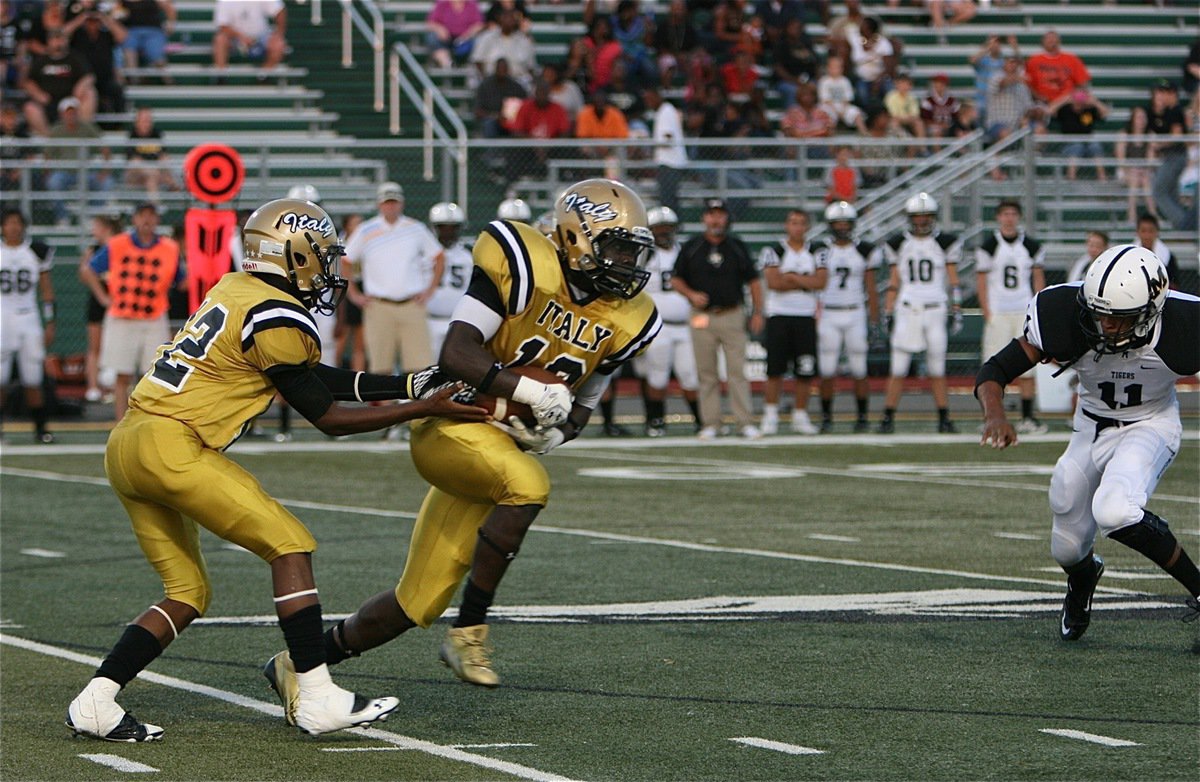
[853, 418, 870, 433]
[1060, 555, 1104, 641]
[937, 418, 958, 434]
[876, 418, 895, 434]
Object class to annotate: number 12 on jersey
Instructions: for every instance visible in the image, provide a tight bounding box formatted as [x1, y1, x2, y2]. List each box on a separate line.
[149, 304, 229, 392]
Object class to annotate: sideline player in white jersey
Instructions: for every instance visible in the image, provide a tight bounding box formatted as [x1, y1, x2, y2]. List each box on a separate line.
[878, 192, 963, 434]
[815, 201, 881, 433]
[976, 245, 1200, 641]
[426, 202, 474, 358]
[976, 199, 1047, 434]
[1, 208, 56, 443]
[635, 206, 700, 436]
[497, 198, 532, 222]
[759, 209, 827, 435]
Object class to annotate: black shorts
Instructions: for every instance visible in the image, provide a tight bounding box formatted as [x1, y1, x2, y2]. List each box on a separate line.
[343, 296, 363, 326]
[87, 293, 106, 324]
[765, 315, 817, 378]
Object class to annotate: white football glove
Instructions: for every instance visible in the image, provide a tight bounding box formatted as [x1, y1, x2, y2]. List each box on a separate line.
[511, 375, 573, 427]
[492, 416, 565, 455]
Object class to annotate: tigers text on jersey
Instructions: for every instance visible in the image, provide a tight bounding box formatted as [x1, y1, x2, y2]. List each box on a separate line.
[427, 241, 474, 318]
[976, 230, 1045, 314]
[471, 220, 661, 385]
[1024, 284, 1200, 423]
[884, 230, 962, 305]
[759, 240, 824, 317]
[819, 239, 882, 308]
[644, 243, 690, 324]
[0, 239, 53, 314]
[130, 272, 322, 450]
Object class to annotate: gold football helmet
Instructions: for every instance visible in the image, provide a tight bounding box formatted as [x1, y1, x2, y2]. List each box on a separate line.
[241, 198, 347, 314]
[552, 178, 653, 299]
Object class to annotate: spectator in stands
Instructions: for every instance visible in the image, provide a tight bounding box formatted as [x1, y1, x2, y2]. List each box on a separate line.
[124, 106, 178, 201]
[425, 0, 483, 69]
[541, 61, 584, 122]
[65, 4, 126, 114]
[1146, 79, 1194, 231]
[969, 33, 1018, 123]
[754, 0, 803, 50]
[574, 87, 629, 164]
[818, 54, 866, 133]
[721, 45, 760, 103]
[79, 212, 122, 403]
[884, 72, 925, 149]
[1066, 229, 1108, 283]
[846, 16, 895, 109]
[472, 58, 526, 179]
[118, 0, 175, 83]
[1184, 37, 1199, 97]
[922, 0, 976, 42]
[473, 7, 534, 87]
[710, 0, 752, 62]
[986, 55, 1035, 146]
[920, 73, 960, 139]
[485, 0, 529, 32]
[780, 81, 833, 152]
[1048, 88, 1108, 181]
[824, 0, 864, 65]
[610, 0, 655, 88]
[605, 60, 646, 132]
[824, 144, 859, 203]
[1116, 106, 1154, 222]
[566, 14, 620, 93]
[1024, 29, 1090, 107]
[858, 108, 903, 187]
[21, 28, 97, 135]
[212, 0, 287, 77]
[0, 0, 23, 91]
[1132, 212, 1182, 289]
[653, 0, 699, 88]
[0, 101, 33, 191]
[24, 0, 67, 56]
[949, 99, 979, 138]
[511, 79, 571, 178]
[771, 17, 819, 108]
[44, 97, 110, 224]
[645, 86, 687, 214]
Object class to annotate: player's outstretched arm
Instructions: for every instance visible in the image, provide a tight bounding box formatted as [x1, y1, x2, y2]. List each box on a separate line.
[974, 336, 1041, 449]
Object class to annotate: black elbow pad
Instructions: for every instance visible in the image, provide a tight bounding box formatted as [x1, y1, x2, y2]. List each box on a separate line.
[974, 339, 1036, 398]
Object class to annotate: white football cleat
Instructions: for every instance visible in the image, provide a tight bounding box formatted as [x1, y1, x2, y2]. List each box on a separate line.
[790, 412, 818, 435]
[66, 678, 164, 742]
[294, 681, 399, 736]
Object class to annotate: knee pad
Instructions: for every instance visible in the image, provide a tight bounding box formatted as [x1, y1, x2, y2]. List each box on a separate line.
[167, 577, 212, 617]
[1092, 477, 1141, 533]
[1049, 460, 1089, 517]
[847, 351, 868, 379]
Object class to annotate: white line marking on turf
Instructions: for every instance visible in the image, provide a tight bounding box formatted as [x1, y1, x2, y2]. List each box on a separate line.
[322, 742, 537, 753]
[0, 635, 580, 782]
[730, 737, 825, 755]
[1039, 729, 1141, 747]
[1034, 567, 1172, 580]
[807, 534, 860, 543]
[78, 754, 159, 773]
[20, 548, 65, 558]
[994, 532, 1041, 541]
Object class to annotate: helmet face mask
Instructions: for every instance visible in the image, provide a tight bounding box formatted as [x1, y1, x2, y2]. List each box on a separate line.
[241, 198, 347, 315]
[905, 192, 938, 237]
[1077, 245, 1169, 354]
[554, 179, 654, 299]
[647, 205, 678, 248]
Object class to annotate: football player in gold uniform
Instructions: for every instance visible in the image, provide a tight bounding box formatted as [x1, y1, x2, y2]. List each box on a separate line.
[264, 179, 662, 691]
[67, 198, 487, 742]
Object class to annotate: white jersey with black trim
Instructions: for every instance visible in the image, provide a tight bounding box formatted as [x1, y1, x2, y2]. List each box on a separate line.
[819, 239, 881, 308]
[427, 240, 474, 318]
[759, 240, 823, 317]
[976, 230, 1045, 314]
[884, 231, 962, 306]
[0, 239, 53, 314]
[644, 243, 690, 324]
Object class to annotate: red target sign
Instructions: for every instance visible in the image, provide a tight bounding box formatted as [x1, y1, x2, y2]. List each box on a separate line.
[184, 144, 244, 205]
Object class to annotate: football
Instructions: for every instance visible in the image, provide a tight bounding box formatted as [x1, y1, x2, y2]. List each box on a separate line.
[476, 365, 570, 427]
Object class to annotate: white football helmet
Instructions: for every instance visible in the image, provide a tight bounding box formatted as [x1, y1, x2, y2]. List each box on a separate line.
[428, 201, 465, 225]
[241, 198, 346, 314]
[647, 206, 678, 227]
[824, 200, 857, 242]
[905, 192, 938, 236]
[286, 184, 322, 205]
[533, 210, 556, 237]
[1078, 244, 1169, 353]
[497, 198, 532, 221]
[553, 178, 653, 299]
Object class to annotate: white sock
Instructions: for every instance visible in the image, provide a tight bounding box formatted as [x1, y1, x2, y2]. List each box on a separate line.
[296, 664, 334, 697]
[795, 410, 811, 423]
[763, 404, 778, 417]
[85, 677, 122, 701]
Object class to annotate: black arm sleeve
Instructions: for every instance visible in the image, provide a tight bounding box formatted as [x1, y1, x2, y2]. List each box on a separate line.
[311, 363, 414, 401]
[974, 339, 1037, 398]
[264, 364, 335, 423]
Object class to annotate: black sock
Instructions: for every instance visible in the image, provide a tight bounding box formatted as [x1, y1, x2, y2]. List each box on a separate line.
[454, 580, 494, 628]
[820, 397, 832, 417]
[1110, 512, 1200, 597]
[1062, 550, 1098, 580]
[686, 398, 700, 426]
[31, 405, 47, 436]
[856, 396, 868, 419]
[280, 604, 325, 673]
[96, 624, 163, 687]
[938, 407, 950, 423]
[599, 398, 614, 425]
[645, 399, 665, 426]
[323, 619, 357, 666]
[1021, 398, 1034, 419]
[279, 404, 291, 434]
[882, 407, 895, 422]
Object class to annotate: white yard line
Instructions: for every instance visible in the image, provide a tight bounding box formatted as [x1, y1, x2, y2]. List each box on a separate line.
[994, 532, 1041, 541]
[1, 634, 580, 782]
[1039, 728, 1142, 747]
[807, 534, 861, 543]
[20, 548, 66, 558]
[78, 754, 159, 773]
[729, 737, 825, 755]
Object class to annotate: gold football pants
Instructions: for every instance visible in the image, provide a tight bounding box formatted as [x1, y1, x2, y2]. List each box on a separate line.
[104, 411, 317, 615]
[397, 418, 550, 627]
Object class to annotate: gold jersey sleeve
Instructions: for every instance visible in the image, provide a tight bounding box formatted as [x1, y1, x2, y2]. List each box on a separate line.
[130, 273, 321, 450]
[473, 220, 662, 387]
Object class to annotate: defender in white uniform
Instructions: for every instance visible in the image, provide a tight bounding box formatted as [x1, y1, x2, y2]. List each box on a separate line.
[635, 206, 699, 437]
[426, 202, 474, 358]
[977, 245, 1200, 641]
[815, 201, 881, 433]
[879, 192, 963, 434]
[976, 200, 1046, 434]
[0, 209, 56, 442]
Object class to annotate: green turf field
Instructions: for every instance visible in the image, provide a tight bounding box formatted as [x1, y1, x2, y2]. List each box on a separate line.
[2, 431, 1197, 781]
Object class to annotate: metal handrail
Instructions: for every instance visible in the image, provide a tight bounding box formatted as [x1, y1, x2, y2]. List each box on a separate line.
[337, 0, 385, 111]
[852, 129, 984, 217]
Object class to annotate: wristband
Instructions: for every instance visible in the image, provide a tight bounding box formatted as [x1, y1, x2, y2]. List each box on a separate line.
[951, 286, 963, 307]
[511, 374, 546, 406]
[478, 362, 503, 394]
[41, 300, 56, 323]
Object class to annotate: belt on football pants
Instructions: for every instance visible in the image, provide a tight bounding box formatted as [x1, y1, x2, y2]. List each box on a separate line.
[901, 301, 944, 309]
[822, 304, 862, 311]
[1081, 409, 1142, 440]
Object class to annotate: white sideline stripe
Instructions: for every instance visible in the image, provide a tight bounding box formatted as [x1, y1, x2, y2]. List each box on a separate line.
[730, 737, 825, 755]
[78, 754, 159, 773]
[0, 635, 581, 782]
[807, 534, 860, 542]
[20, 548, 66, 558]
[1039, 729, 1142, 747]
[325, 743, 537, 752]
[0, 465, 1147, 594]
[994, 532, 1041, 541]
